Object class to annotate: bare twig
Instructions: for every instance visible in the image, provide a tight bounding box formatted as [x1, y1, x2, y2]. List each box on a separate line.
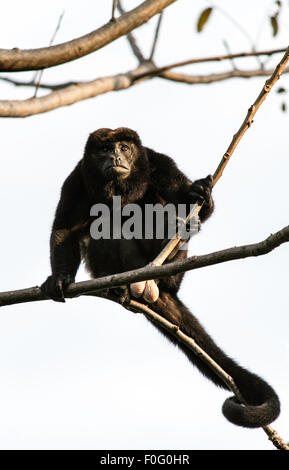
[213, 45, 289, 184]
[33, 11, 65, 97]
[160, 67, 289, 84]
[152, 45, 289, 264]
[212, 1, 263, 69]
[215, 4, 254, 47]
[222, 39, 238, 71]
[111, 0, 117, 21]
[0, 76, 78, 91]
[0, 0, 176, 71]
[149, 12, 163, 60]
[1, 223, 289, 308]
[117, 0, 146, 62]
[135, 47, 287, 79]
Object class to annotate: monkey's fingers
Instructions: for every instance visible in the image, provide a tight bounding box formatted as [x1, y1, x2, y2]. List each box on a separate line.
[56, 280, 66, 302]
[130, 281, 146, 298]
[130, 280, 159, 303]
[143, 280, 159, 303]
[40, 274, 75, 303]
[111, 285, 131, 306]
[40, 276, 65, 303]
[190, 178, 213, 206]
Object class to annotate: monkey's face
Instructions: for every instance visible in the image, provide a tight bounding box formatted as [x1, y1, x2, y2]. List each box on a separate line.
[94, 141, 136, 181]
[83, 128, 147, 188]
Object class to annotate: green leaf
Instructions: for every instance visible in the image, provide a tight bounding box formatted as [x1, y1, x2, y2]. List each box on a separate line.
[197, 7, 213, 33]
[277, 87, 287, 93]
[270, 15, 279, 36]
[281, 102, 287, 112]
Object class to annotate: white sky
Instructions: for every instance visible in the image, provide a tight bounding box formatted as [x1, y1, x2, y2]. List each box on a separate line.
[0, 0, 289, 450]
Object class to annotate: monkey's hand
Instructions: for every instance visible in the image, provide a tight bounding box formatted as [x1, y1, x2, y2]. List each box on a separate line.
[40, 273, 75, 303]
[130, 280, 159, 304]
[189, 175, 214, 222]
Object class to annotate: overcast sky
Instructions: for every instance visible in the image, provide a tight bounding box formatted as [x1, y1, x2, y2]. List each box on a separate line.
[0, 0, 289, 450]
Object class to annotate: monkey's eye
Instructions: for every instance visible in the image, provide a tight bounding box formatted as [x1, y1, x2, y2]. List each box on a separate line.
[120, 144, 129, 151]
[101, 146, 110, 152]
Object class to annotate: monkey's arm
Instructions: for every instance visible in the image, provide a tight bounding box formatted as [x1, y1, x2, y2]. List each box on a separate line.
[41, 163, 88, 302]
[146, 148, 214, 222]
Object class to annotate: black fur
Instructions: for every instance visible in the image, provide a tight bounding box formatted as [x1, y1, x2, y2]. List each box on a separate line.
[41, 127, 280, 428]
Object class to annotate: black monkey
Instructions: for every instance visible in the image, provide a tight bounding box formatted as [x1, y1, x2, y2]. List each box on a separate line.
[41, 127, 280, 428]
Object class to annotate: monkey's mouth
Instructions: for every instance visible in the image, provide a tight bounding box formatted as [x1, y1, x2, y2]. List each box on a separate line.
[105, 164, 130, 179]
[106, 164, 129, 174]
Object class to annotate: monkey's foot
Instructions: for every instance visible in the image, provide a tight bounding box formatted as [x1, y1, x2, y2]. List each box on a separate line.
[130, 280, 159, 303]
[110, 285, 131, 306]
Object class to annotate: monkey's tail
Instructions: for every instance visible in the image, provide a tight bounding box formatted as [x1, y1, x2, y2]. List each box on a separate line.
[149, 292, 280, 428]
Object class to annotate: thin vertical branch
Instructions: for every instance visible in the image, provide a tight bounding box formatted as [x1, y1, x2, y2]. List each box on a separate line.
[111, 0, 117, 21]
[212, 3, 263, 68]
[33, 11, 65, 97]
[149, 12, 164, 60]
[117, 0, 146, 62]
[222, 39, 238, 70]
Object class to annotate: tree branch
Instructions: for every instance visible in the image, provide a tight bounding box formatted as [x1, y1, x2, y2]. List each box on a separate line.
[158, 66, 289, 84]
[134, 47, 287, 79]
[33, 10, 65, 97]
[0, 0, 176, 72]
[111, 0, 117, 21]
[149, 12, 163, 60]
[1, 46, 285, 90]
[2, 64, 289, 118]
[0, 76, 77, 91]
[213, 45, 289, 184]
[117, 0, 146, 63]
[152, 45, 289, 263]
[1, 224, 289, 308]
[0, 64, 154, 117]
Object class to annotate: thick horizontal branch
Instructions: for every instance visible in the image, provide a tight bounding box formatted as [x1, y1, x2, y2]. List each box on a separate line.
[1, 64, 288, 118]
[0, 0, 176, 71]
[0, 64, 153, 117]
[0, 224, 288, 308]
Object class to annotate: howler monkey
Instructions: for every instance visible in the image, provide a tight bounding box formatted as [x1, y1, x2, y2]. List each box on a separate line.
[42, 127, 280, 428]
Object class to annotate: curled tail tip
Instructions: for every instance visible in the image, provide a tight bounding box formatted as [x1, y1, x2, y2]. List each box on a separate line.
[222, 395, 280, 428]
